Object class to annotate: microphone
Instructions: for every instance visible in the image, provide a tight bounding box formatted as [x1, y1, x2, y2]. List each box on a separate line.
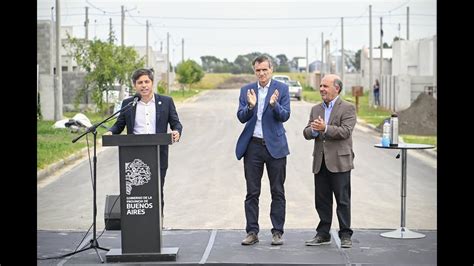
[132, 93, 141, 106]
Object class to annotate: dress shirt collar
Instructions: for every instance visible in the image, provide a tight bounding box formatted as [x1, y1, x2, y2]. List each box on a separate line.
[258, 79, 271, 90]
[323, 95, 339, 109]
[139, 93, 156, 105]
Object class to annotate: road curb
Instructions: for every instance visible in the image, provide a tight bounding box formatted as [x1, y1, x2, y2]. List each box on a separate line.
[357, 119, 437, 159]
[37, 141, 104, 181]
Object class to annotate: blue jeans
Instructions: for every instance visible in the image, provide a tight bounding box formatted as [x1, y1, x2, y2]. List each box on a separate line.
[374, 90, 380, 106]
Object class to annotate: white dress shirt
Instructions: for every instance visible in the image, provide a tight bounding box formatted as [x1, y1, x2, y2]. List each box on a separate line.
[133, 95, 157, 134]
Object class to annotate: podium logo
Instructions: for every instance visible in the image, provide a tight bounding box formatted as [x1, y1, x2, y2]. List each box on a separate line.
[124, 159, 151, 195]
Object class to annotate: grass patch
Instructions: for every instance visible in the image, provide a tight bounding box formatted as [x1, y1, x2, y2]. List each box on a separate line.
[302, 90, 321, 103]
[343, 92, 392, 127]
[169, 88, 201, 102]
[170, 73, 234, 102]
[37, 112, 115, 170]
[192, 73, 233, 90]
[400, 134, 437, 146]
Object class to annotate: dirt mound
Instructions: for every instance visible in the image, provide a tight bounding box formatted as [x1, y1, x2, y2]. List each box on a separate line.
[376, 93, 437, 136]
[215, 75, 255, 89]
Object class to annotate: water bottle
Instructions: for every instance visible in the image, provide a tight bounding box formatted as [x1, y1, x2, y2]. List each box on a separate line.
[390, 113, 399, 146]
[381, 119, 390, 147]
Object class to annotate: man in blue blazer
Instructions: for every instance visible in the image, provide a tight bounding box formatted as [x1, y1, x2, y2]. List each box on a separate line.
[106, 68, 183, 218]
[236, 55, 290, 246]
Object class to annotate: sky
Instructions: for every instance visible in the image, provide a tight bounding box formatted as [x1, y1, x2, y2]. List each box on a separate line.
[37, 0, 436, 66]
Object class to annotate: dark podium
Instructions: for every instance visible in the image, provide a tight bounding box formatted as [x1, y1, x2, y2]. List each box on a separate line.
[102, 134, 179, 262]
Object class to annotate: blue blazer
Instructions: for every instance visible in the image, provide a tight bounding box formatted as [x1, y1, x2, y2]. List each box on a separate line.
[109, 93, 183, 169]
[235, 80, 290, 160]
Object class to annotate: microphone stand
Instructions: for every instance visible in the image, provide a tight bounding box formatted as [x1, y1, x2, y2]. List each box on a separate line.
[65, 100, 136, 263]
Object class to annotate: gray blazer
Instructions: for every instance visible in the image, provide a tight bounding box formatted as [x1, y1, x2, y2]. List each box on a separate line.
[303, 97, 356, 174]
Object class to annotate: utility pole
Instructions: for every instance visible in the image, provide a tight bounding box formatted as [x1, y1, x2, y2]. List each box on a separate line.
[119, 5, 126, 100]
[325, 40, 330, 73]
[166, 32, 170, 94]
[109, 18, 113, 44]
[182, 38, 184, 63]
[306, 37, 309, 85]
[50, 7, 54, 75]
[406, 6, 410, 40]
[84, 7, 89, 40]
[369, 5, 373, 106]
[121, 5, 125, 46]
[341, 17, 344, 93]
[398, 23, 401, 40]
[380, 17, 383, 91]
[54, 0, 63, 120]
[321, 32, 324, 76]
[146, 20, 149, 67]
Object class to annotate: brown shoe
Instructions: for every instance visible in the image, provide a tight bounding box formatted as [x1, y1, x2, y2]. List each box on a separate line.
[271, 232, 283, 245]
[241, 232, 259, 245]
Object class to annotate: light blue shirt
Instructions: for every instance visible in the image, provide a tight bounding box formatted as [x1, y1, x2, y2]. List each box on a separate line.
[311, 95, 339, 137]
[253, 80, 271, 138]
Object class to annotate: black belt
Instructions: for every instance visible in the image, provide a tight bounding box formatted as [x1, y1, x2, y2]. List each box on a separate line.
[251, 137, 266, 145]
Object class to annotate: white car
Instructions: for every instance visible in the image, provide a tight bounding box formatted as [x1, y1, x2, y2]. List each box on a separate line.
[287, 80, 302, 101]
[272, 75, 290, 84]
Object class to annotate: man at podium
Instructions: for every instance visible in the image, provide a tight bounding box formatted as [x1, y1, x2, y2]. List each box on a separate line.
[105, 68, 183, 219]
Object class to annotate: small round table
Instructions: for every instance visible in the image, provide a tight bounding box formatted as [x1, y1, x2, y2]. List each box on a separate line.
[374, 143, 435, 239]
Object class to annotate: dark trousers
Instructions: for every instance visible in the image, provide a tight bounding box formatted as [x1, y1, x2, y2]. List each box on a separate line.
[243, 138, 286, 235]
[314, 158, 353, 238]
[160, 168, 167, 217]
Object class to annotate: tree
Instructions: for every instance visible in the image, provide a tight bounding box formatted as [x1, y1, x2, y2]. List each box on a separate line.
[353, 49, 361, 71]
[200, 55, 221, 72]
[275, 54, 290, 72]
[176, 59, 204, 89]
[65, 35, 144, 113]
[393, 36, 404, 42]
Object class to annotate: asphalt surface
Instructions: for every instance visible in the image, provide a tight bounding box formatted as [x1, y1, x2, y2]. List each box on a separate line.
[37, 229, 437, 265]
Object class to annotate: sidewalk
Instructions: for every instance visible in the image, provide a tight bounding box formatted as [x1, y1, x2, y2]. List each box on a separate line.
[37, 229, 437, 265]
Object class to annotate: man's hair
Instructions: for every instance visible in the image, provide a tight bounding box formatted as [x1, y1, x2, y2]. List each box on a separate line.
[334, 78, 343, 94]
[252, 55, 273, 69]
[131, 68, 154, 84]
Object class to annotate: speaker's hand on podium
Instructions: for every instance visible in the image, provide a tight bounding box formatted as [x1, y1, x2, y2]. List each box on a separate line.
[103, 131, 113, 136]
[171, 130, 180, 143]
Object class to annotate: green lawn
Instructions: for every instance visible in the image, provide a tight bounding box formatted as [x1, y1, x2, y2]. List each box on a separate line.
[37, 112, 116, 170]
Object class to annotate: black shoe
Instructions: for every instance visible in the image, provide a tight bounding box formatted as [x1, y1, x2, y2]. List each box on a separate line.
[305, 235, 331, 246]
[241, 232, 259, 245]
[340, 236, 352, 248]
[271, 232, 283, 245]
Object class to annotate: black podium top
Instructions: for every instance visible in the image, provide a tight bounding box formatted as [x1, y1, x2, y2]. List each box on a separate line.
[374, 143, 435, 150]
[102, 134, 172, 147]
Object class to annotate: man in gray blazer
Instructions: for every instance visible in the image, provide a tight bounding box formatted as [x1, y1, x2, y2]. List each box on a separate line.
[303, 74, 356, 248]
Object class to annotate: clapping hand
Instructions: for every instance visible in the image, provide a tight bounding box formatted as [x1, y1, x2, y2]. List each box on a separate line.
[311, 115, 326, 132]
[269, 89, 279, 107]
[247, 89, 256, 109]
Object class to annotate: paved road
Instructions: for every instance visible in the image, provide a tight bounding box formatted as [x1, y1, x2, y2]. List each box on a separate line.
[38, 89, 436, 232]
